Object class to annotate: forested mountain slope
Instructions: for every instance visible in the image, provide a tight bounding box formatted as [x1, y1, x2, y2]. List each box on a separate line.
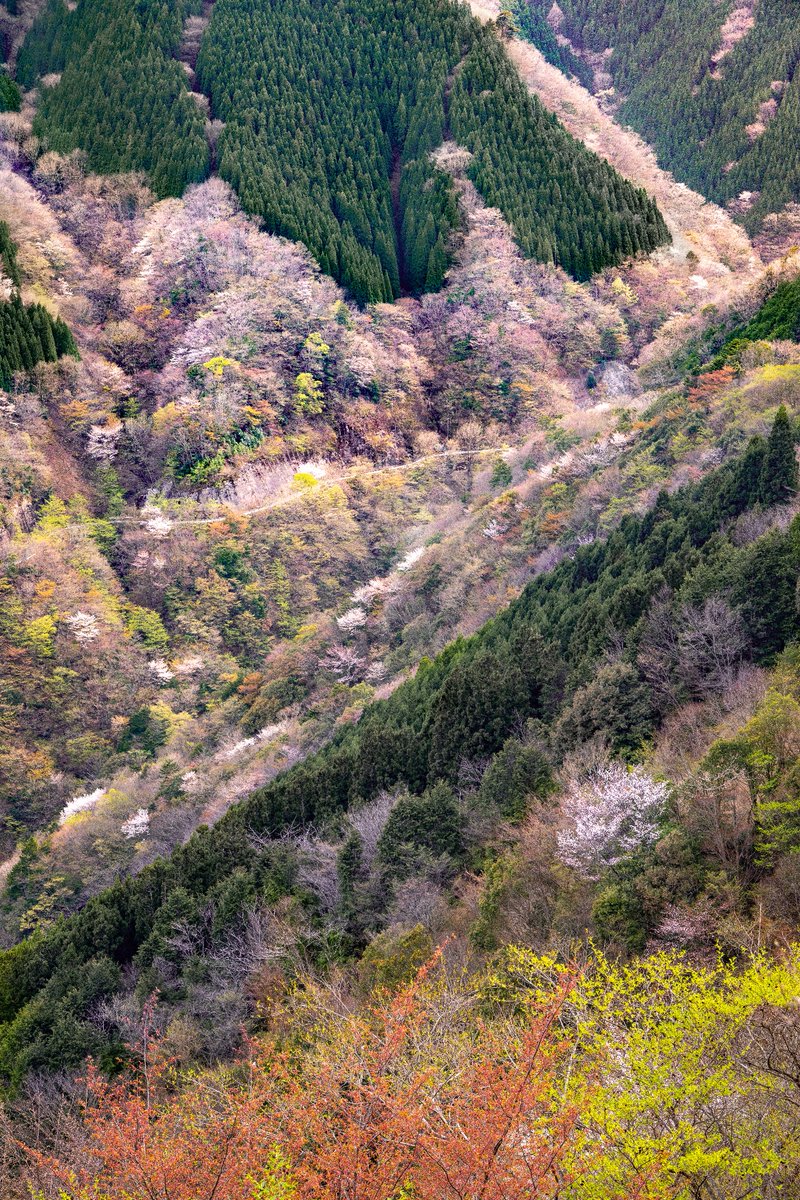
[523, 0, 800, 230]
[1, 406, 798, 1083]
[17, 0, 669, 300]
[17, 0, 210, 196]
[0, 1, 799, 1191]
[0, 128, 778, 945]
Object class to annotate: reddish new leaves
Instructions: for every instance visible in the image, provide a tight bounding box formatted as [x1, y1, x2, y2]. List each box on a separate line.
[31, 959, 581, 1200]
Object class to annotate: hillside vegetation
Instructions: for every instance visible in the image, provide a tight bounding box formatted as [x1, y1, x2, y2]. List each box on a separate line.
[15, 948, 800, 1200]
[533, 0, 800, 229]
[1, 6, 800, 1195]
[0, 408, 797, 1083]
[17, 0, 209, 196]
[18, 0, 668, 300]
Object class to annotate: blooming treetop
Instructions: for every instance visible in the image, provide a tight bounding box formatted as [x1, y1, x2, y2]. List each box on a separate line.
[121, 808, 150, 839]
[59, 787, 106, 824]
[557, 763, 668, 879]
[336, 606, 367, 633]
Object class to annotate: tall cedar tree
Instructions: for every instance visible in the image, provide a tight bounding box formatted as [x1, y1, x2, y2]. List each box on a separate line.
[760, 404, 798, 506]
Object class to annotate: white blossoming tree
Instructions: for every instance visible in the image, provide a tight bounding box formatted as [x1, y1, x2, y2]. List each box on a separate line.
[336, 606, 367, 634]
[86, 422, 121, 463]
[121, 808, 150, 839]
[64, 611, 101, 642]
[557, 763, 668, 879]
[322, 644, 366, 684]
[149, 658, 175, 683]
[396, 546, 425, 572]
[59, 787, 106, 824]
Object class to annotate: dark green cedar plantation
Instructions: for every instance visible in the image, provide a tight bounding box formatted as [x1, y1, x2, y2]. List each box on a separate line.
[19, 0, 668, 302]
[0, 222, 77, 389]
[539, 0, 800, 230]
[0, 412, 797, 1083]
[0, 221, 21, 289]
[17, 0, 209, 197]
[506, 0, 594, 89]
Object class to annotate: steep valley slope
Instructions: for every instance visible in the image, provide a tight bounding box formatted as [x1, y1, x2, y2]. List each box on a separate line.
[0, 7, 799, 1193]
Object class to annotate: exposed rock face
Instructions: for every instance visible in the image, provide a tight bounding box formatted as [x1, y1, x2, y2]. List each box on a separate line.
[598, 361, 641, 402]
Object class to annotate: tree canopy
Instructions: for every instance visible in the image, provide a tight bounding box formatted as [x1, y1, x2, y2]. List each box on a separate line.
[19, 0, 669, 301]
[539, 0, 800, 229]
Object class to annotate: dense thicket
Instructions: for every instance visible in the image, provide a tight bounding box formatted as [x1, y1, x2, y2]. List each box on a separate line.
[448, 25, 668, 278]
[195, 0, 467, 302]
[19, 0, 668, 300]
[0, 414, 797, 1083]
[0, 221, 77, 388]
[197, 0, 667, 296]
[16, 0, 70, 83]
[542, 0, 800, 228]
[508, 0, 594, 88]
[18, 0, 209, 196]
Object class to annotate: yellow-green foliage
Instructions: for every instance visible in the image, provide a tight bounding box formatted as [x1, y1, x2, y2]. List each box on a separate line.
[148, 700, 191, 741]
[292, 372, 324, 415]
[754, 364, 800, 385]
[33, 496, 72, 531]
[291, 471, 319, 490]
[202, 355, 236, 377]
[24, 614, 58, 657]
[303, 331, 330, 356]
[250, 1148, 298, 1200]
[33, 495, 115, 550]
[124, 603, 169, 651]
[610, 276, 637, 306]
[569, 949, 800, 1196]
[741, 363, 800, 411]
[483, 944, 800, 1197]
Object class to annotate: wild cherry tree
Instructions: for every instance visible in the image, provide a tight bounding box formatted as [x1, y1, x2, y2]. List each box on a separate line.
[557, 763, 668, 879]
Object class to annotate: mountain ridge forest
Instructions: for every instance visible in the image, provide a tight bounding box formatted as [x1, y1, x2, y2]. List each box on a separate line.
[16, 0, 669, 299]
[517, 0, 800, 233]
[0, 0, 800, 1194]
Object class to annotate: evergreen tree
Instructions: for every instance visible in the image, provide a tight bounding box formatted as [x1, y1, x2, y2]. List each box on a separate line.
[0, 220, 21, 288]
[760, 406, 799, 506]
[336, 829, 364, 923]
[0, 75, 20, 113]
